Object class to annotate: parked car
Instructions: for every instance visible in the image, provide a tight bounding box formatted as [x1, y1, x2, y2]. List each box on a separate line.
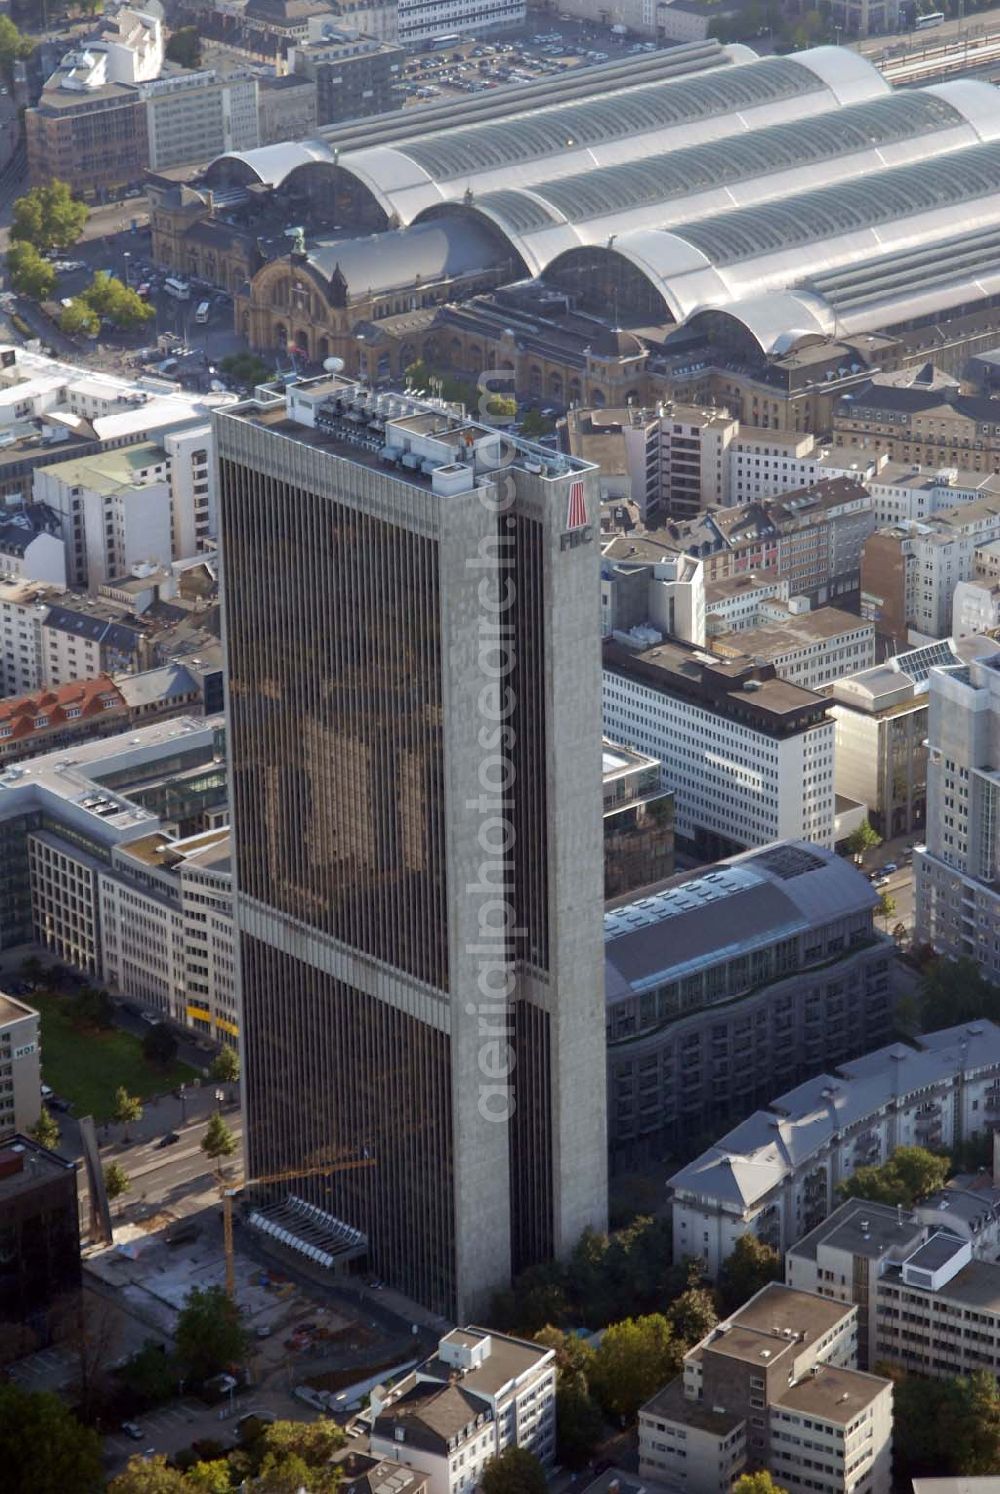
[122, 1422, 144, 1441]
[882, 861, 899, 875]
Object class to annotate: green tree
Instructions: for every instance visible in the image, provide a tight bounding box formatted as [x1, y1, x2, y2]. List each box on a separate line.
[166, 27, 203, 68]
[70, 986, 113, 1031]
[520, 409, 555, 438]
[11, 181, 88, 252]
[201, 1111, 236, 1172]
[533, 1325, 596, 1383]
[590, 1314, 682, 1421]
[845, 819, 881, 860]
[185, 1462, 232, 1493]
[117, 1341, 176, 1410]
[256, 1420, 345, 1467]
[143, 1022, 178, 1068]
[113, 1086, 143, 1142]
[877, 891, 897, 928]
[0, 1382, 103, 1494]
[919, 956, 1000, 1030]
[733, 1476, 789, 1494]
[219, 352, 273, 390]
[480, 1447, 548, 1494]
[104, 1160, 131, 1203]
[108, 1456, 188, 1494]
[59, 298, 99, 338]
[82, 271, 153, 329]
[717, 1233, 782, 1315]
[175, 1285, 249, 1382]
[491, 1260, 570, 1335]
[838, 1146, 949, 1208]
[30, 1106, 61, 1150]
[20, 953, 44, 983]
[0, 17, 32, 84]
[7, 241, 55, 300]
[210, 1046, 240, 1101]
[554, 1379, 603, 1468]
[667, 1286, 718, 1347]
[954, 1369, 1000, 1474]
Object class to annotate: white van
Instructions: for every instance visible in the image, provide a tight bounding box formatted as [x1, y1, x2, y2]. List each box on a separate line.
[164, 277, 190, 301]
[194, 300, 210, 325]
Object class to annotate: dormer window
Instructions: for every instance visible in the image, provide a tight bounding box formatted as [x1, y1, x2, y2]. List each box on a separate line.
[33, 715, 48, 727]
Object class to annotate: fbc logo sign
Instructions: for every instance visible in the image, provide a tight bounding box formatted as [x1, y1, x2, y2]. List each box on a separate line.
[560, 479, 593, 551]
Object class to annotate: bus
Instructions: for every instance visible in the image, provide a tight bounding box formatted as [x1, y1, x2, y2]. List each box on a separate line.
[164, 276, 190, 301]
[915, 10, 944, 27]
[424, 32, 460, 49]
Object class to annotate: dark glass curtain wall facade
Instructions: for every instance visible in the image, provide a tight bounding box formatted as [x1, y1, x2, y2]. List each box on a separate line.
[221, 458, 449, 992]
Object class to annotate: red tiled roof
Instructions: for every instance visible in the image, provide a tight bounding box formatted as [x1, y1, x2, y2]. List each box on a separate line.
[0, 674, 127, 743]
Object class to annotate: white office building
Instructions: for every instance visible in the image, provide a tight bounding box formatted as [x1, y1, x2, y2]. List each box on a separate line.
[639, 1284, 893, 1494]
[140, 71, 259, 173]
[370, 1328, 556, 1494]
[915, 646, 1000, 981]
[865, 464, 1000, 528]
[394, 0, 525, 46]
[0, 992, 41, 1140]
[668, 1021, 1000, 1277]
[787, 1195, 1000, 1380]
[603, 637, 836, 857]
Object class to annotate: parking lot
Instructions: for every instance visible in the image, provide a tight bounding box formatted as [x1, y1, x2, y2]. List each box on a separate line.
[398, 22, 664, 104]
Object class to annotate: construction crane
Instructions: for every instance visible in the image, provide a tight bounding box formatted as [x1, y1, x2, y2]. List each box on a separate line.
[220, 1157, 374, 1300]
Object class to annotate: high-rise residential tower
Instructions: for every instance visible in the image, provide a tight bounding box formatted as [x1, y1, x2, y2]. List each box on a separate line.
[216, 375, 607, 1317]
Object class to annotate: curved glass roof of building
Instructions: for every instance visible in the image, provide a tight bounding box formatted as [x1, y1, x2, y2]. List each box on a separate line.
[474, 90, 964, 229]
[676, 137, 1000, 266]
[398, 57, 828, 182]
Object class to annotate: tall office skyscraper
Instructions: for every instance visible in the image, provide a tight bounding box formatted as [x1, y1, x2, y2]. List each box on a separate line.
[216, 375, 607, 1317]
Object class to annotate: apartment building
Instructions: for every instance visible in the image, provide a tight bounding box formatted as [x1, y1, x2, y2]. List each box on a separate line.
[370, 1328, 556, 1492]
[601, 539, 706, 645]
[33, 443, 179, 590]
[787, 1197, 1000, 1380]
[865, 465, 1000, 528]
[662, 479, 874, 607]
[824, 638, 1000, 839]
[728, 429, 878, 506]
[638, 1284, 892, 1494]
[668, 1021, 1000, 1276]
[915, 646, 1000, 982]
[603, 637, 836, 857]
[0, 505, 66, 587]
[0, 677, 129, 765]
[953, 577, 1000, 638]
[0, 578, 56, 698]
[834, 384, 1000, 477]
[291, 28, 403, 125]
[605, 841, 893, 1174]
[710, 607, 875, 693]
[140, 71, 259, 173]
[602, 740, 674, 900]
[0, 994, 41, 1141]
[861, 495, 1000, 645]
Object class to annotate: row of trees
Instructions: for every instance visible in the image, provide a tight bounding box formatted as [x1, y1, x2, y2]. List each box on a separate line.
[888, 1366, 1000, 1480]
[60, 272, 154, 335]
[492, 1216, 781, 1338]
[837, 1144, 951, 1209]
